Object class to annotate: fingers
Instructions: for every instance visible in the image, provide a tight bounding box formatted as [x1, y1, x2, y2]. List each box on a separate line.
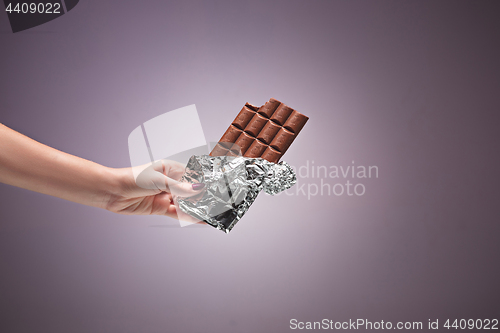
[166, 205, 206, 224]
[135, 160, 168, 191]
[150, 192, 178, 218]
[152, 193, 205, 225]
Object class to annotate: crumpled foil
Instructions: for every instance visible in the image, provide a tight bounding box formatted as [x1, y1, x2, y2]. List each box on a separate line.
[175, 155, 296, 233]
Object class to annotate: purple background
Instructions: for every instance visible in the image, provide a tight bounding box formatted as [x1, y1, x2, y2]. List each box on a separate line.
[1, 1, 499, 332]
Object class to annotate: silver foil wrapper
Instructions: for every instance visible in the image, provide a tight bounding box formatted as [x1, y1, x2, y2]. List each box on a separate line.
[175, 155, 296, 233]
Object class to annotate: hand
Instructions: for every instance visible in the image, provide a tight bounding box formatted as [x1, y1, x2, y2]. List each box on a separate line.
[105, 160, 205, 221]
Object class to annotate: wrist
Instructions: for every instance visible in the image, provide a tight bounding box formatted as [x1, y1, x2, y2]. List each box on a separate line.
[96, 166, 126, 211]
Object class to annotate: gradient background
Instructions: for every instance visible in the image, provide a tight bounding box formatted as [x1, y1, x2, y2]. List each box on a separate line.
[1, 1, 499, 332]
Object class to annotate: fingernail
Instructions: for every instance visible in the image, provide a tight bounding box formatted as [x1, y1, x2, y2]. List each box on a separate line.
[192, 183, 205, 190]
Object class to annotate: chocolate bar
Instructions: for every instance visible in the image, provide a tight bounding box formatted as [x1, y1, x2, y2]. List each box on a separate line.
[210, 98, 308, 163]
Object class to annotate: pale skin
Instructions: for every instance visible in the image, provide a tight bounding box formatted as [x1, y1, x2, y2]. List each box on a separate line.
[0, 123, 203, 220]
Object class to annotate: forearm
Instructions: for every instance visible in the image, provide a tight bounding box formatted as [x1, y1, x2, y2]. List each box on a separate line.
[0, 123, 121, 209]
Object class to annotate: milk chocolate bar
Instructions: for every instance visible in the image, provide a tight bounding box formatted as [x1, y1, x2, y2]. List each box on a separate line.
[210, 98, 308, 163]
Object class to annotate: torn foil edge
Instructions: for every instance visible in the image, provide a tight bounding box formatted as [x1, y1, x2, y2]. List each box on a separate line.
[175, 155, 296, 233]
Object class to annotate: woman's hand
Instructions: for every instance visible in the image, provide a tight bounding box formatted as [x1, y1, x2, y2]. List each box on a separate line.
[105, 160, 204, 220]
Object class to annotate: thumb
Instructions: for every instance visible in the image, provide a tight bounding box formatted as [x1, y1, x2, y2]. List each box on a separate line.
[165, 176, 205, 197]
[134, 160, 205, 196]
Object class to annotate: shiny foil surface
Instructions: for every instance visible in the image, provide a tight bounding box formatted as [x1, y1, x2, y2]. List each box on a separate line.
[176, 155, 296, 233]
